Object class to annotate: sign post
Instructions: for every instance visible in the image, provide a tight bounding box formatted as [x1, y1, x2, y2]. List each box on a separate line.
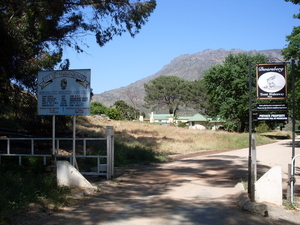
[249, 62, 289, 201]
[37, 69, 91, 167]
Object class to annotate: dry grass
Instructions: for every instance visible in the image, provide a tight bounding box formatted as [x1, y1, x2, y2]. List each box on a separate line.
[260, 131, 292, 139]
[77, 116, 273, 157]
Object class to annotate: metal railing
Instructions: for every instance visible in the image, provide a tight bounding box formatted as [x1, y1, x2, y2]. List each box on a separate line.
[291, 154, 300, 210]
[0, 126, 114, 179]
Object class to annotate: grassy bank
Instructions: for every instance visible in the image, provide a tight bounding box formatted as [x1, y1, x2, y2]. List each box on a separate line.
[78, 116, 274, 165]
[0, 158, 71, 224]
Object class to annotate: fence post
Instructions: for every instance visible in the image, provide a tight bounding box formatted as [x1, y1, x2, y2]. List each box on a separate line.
[287, 164, 291, 203]
[251, 134, 257, 182]
[111, 130, 114, 177]
[7, 139, 10, 154]
[250, 134, 257, 202]
[106, 126, 114, 179]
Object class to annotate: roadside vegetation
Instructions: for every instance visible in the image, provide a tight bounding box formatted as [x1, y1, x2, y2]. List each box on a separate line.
[0, 158, 71, 224]
[77, 116, 275, 165]
[0, 115, 292, 223]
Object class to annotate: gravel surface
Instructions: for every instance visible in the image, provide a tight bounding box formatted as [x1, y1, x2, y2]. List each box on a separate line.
[8, 139, 300, 225]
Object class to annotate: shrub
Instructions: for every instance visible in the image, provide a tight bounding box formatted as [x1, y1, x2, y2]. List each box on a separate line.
[256, 122, 269, 133]
[106, 107, 122, 120]
[177, 121, 187, 128]
[90, 102, 108, 115]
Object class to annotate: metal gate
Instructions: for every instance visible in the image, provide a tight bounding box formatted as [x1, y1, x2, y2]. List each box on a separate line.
[0, 126, 114, 179]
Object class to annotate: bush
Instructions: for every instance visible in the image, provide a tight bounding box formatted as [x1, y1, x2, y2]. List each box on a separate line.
[106, 107, 122, 120]
[177, 121, 187, 128]
[90, 102, 108, 115]
[256, 122, 269, 133]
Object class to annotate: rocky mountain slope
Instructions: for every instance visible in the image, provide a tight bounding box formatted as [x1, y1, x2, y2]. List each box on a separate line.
[92, 48, 284, 114]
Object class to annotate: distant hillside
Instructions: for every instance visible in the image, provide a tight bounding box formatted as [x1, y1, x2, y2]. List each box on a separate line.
[92, 48, 284, 115]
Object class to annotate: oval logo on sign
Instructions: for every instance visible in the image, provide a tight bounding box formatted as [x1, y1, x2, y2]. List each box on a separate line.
[258, 72, 285, 93]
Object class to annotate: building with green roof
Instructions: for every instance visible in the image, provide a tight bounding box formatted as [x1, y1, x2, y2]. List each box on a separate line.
[149, 112, 220, 130]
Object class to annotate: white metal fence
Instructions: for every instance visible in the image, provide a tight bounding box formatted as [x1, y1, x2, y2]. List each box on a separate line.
[0, 126, 114, 179]
[291, 154, 300, 210]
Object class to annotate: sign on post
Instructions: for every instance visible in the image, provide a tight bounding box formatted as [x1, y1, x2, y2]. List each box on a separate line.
[256, 103, 288, 111]
[257, 113, 288, 121]
[37, 69, 91, 115]
[256, 63, 287, 100]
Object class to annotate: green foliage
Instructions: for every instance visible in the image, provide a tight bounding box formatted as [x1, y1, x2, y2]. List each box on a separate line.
[177, 121, 187, 128]
[285, 0, 300, 19]
[113, 100, 140, 120]
[106, 107, 122, 120]
[204, 53, 269, 132]
[282, 1, 300, 120]
[0, 0, 157, 84]
[0, 0, 156, 132]
[184, 79, 209, 115]
[256, 122, 270, 133]
[0, 158, 70, 223]
[144, 76, 208, 116]
[144, 76, 191, 115]
[90, 102, 108, 115]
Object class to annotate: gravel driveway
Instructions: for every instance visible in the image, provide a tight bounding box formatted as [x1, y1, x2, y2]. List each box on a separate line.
[11, 139, 300, 225]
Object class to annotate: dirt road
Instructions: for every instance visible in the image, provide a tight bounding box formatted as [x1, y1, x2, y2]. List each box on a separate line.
[13, 139, 300, 225]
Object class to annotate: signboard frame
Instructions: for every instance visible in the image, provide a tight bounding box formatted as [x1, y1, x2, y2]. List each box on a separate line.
[256, 63, 287, 100]
[37, 69, 91, 115]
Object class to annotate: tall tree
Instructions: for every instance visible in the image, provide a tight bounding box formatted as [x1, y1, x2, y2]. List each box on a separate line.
[282, 0, 300, 120]
[0, 0, 156, 132]
[204, 53, 269, 132]
[144, 76, 187, 116]
[0, 0, 156, 97]
[184, 79, 209, 115]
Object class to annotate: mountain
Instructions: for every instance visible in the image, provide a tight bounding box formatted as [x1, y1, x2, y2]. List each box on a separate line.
[92, 48, 284, 114]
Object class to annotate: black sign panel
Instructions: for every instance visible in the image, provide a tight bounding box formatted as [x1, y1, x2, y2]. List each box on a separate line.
[256, 103, 288, 111]
[256, 63, 287, 100]
[257, 114, 288, 121]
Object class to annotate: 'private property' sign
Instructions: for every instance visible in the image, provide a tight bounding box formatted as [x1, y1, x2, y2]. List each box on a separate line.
[257, 114, 288, 121]
[37, 69, 91, 115]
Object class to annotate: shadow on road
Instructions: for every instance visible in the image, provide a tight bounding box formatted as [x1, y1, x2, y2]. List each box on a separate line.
[14, 152, 300, 225]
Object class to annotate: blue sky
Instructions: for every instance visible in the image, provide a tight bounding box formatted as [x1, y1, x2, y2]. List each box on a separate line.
[62, 0, 299, 94]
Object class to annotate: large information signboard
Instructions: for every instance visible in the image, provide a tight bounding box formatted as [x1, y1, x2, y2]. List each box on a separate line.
[37, 69, 91, 115]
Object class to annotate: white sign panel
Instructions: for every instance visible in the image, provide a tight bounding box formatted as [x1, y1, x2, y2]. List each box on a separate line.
[37, 69, 91, 115]
[256, 63, 287, 100]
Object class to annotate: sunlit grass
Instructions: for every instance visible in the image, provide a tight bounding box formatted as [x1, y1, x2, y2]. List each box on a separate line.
[76, 116, 274, 164]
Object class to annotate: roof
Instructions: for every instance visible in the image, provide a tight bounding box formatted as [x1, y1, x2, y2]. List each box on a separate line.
[177, 116, 191, 120]
[151, 113, 208, 122]
[152, 114, 173, 120]
[208, 117, 226, 123]
[188, 113, 207, 122]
